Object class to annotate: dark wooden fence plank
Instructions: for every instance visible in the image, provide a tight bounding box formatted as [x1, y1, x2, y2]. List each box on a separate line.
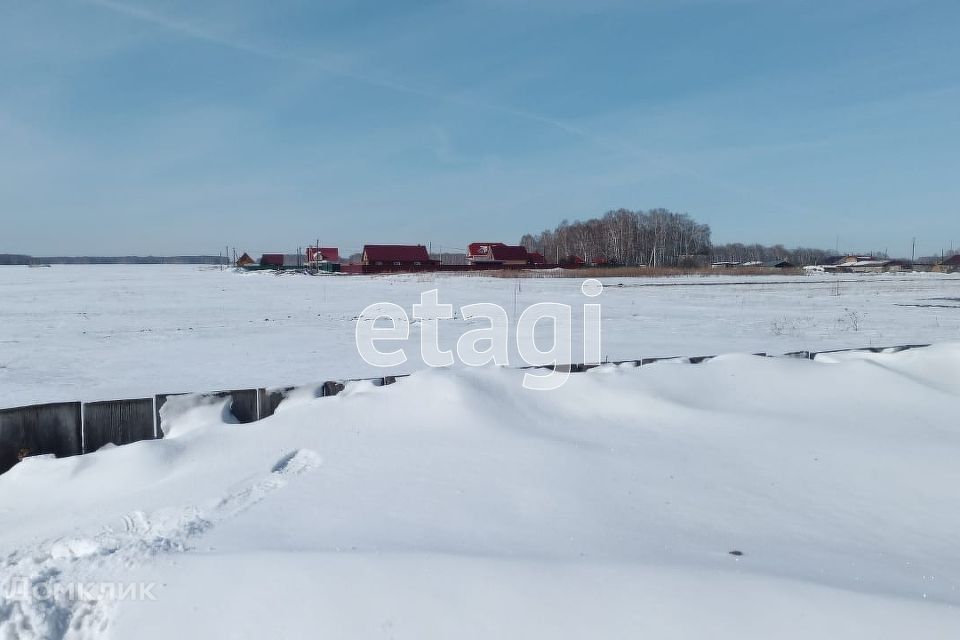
[0, 402, 82, 474]
[82, 398, 156, 453]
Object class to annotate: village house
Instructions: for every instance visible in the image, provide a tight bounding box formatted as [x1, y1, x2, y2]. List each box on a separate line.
[305, 247, 340, 265]
[466, 243, 530, 266]
[361, 245, 437, 272]
[260, 253, 304, 269]
[235, 252, 255, 268]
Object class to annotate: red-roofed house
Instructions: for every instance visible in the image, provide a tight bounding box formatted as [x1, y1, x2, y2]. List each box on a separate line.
[306, 247, 340, 264]
[467, 243, 530, 266]
[235, 252, 255, 267]
[361, 245, 436, 272]
[260, 253, 303, 268]
[260, 253, 284, 267]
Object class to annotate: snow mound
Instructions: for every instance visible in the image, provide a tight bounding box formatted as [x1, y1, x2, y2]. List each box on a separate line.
[2, 345, 960, 638]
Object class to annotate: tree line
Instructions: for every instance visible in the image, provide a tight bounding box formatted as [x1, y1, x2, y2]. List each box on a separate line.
[519, 208, 839, 267]
[519, 208, 712, 268]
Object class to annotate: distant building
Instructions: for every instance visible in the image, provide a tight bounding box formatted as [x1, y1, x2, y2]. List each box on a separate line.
[361, 245, 436, 271]
[466, 243, 530, 266]
[260, 254, 284, 268]
[306, 247, 340, 265]
[883, 259, 913, 272]
[934, 254, 960, 272]
[235, 252, 255, 267]
[763, 260, 795, 269]
[842, 259, 892, 273]
[814, 257, 914, 273]
[560, 255, 585, 268]
[839, 255, 879, 266]
[260, 254, 303, 268]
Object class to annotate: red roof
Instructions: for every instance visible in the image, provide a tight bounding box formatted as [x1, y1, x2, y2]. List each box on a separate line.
[490, 244, 529, 261]
[363, 245, 431, 263]
[943, 254, 960, 266]
[306, 247, 340, 263]
[467, 242, 497, 258]
[468, 242, 528, 261]
[528, 252, 546, 264]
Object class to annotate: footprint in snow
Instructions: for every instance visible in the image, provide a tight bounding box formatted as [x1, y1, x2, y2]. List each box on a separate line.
[0, 450, 322, 640]
[215, 449, 322, 519]
[271, 449, 322, 476]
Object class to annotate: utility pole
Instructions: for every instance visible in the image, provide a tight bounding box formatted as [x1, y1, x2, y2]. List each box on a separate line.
[912, 237, 916, 263]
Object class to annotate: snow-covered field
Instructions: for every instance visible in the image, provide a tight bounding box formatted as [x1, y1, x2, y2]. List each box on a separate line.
[2, 266, 960, 638]
[1, 265, 959, 406]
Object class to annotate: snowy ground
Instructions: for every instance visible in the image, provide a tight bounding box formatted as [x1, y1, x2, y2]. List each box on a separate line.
[1, 349, 960, 638]
[1, 265, 959, 407]
[2, 266, 960, 638]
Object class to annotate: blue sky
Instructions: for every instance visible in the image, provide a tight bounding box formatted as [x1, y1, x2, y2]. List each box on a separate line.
[1, 0, 958, 257]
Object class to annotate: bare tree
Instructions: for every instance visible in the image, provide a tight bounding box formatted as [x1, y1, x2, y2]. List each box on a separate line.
[521, 208, 711, 267]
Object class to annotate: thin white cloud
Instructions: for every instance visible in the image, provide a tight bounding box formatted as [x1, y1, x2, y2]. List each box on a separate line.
[84, 0, 351, 69]
[82, 0, 606, 136]
[81, 0, 817, 218]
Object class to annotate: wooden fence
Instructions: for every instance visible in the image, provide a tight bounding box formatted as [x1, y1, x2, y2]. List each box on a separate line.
[0, 344, 931, 475]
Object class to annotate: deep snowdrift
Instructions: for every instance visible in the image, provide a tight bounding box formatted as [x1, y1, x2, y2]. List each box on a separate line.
[2, 346, 960, 638]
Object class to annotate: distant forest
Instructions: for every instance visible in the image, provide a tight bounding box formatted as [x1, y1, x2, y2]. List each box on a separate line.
[520, 208, 835, 267]
[0, 255, 229, 265]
